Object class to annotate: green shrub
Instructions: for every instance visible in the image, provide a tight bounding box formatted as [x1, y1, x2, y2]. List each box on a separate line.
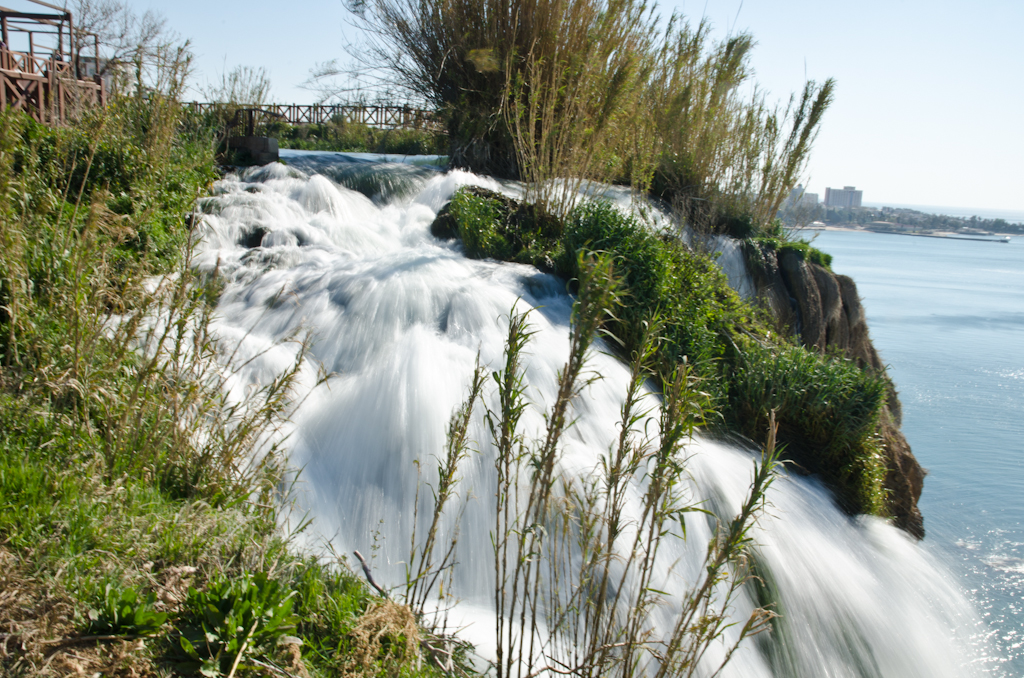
[87, 584, 169, 636]
[753, 235, 833, 270]
[564, 200, 748, 388]
[271, 120, 447, 156]
[726, 340, 887, 514]
[173, 572, 297, 676]
[449, 189, 511, 259]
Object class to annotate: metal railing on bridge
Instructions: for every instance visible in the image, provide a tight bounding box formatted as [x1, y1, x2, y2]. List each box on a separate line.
[183, 102, 443, 131]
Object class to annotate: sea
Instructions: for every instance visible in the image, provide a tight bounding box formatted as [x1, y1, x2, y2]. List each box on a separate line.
[809, 229, 1024, 675]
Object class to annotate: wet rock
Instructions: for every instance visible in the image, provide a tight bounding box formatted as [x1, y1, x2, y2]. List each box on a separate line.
[881, 414, 926, 539]
[811, 264, 844, 348]
[430, 205, 459, 240]
[239, 225, 268, 249]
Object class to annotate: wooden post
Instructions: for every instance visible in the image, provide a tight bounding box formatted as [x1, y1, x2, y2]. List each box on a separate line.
[28, 31, 34, 56]
[67, 12, 76, 79]
[1, 15, 8, 46]
[46, 64, 54, 124]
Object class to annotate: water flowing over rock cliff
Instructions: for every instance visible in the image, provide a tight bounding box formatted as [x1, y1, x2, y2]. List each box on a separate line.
[194, 151, 984, 676]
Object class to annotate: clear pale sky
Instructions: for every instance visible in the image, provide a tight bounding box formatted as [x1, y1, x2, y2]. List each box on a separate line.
[98, 0, 1024, 212]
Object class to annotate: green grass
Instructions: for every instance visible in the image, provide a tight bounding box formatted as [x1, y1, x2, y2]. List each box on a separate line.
[751, 234, 834, 270]
[725, 341, 887, 514]
[0, 106, 469, 676]
[442, 186, 889, 516]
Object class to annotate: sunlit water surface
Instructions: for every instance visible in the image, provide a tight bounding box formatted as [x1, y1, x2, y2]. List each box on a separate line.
[811, 229, 1024, 675]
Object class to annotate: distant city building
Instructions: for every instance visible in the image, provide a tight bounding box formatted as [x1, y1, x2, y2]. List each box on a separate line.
[788, 184, 819, 207]
[825, 186, 863, 208]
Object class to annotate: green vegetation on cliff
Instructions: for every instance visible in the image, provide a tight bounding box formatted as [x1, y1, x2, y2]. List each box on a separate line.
[437, 187, 888, 516]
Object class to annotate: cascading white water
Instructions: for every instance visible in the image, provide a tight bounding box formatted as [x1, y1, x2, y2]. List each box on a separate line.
[194, 149, 992, 677]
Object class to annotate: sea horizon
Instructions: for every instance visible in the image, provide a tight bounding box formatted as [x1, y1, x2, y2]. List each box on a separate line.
[861, 201, 1024, 225]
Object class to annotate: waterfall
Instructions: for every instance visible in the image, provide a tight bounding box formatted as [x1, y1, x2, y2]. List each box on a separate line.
[194, 149, 991, 677]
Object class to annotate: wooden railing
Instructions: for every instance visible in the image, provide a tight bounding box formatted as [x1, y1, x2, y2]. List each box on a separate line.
[1, 47, 104, 124]
[183, 102, 442, 131]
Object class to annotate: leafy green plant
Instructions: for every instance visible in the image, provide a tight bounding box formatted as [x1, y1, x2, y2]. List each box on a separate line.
[173, 572, 297, 676]
[87, 583, 169, 636]
[726, 340, 887, 514]
[751, 235, 833, 270]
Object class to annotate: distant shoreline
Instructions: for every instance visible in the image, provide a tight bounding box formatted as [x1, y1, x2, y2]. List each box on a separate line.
[808, 225, 1015, 240]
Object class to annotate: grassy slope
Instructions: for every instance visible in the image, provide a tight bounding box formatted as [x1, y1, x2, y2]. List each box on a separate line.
[0, 106, 457, 677]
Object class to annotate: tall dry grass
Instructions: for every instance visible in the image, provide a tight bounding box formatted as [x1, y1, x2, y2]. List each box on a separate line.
[647, 17, 835, 234]
[402, 254, 779, 677]
[349, 0, 834, 232]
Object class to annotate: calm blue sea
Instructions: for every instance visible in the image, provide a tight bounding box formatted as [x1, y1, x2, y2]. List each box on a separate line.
[810, 230, 1024, 675]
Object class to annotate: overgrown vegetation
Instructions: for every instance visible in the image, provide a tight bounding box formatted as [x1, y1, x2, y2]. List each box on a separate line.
[0, 88, 461, 676]
[342, 0, 833, 233]
[269, 119, 447, 155]
[440, 187, 889, 515]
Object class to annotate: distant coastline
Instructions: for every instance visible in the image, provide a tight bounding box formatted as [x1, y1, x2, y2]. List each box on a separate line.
[786, 202, 1024, 237]
[861, 202, 1024, 225]
[811, 225, 1013, 242]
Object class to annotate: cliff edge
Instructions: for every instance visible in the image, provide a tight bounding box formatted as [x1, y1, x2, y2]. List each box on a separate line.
[744, 241, 926, 537]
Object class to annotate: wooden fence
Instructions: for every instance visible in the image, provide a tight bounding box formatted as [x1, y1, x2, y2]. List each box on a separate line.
[183, 102, 442, 131]
[1, 47, 105, 124]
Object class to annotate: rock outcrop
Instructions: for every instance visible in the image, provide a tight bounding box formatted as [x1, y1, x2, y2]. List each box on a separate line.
[745, 242, 925, 538]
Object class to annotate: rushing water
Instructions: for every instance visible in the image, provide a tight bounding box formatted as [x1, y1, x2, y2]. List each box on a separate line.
[194, 150, 994, 676]
[809, 229, 1024, 676]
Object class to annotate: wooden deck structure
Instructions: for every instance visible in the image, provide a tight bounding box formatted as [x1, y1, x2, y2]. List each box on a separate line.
[184, 102, 442, 131]
[1, 0, 106, 124]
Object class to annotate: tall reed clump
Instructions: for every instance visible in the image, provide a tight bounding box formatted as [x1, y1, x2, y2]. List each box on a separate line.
[349, 0, 833, 233]
[403, 254, 780, 677]
[348, 0, 657, 190]
[645, 17, 834, 235]
[502, 0, 655, 218]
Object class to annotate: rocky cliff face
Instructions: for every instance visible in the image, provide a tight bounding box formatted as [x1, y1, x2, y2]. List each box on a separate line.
[745, 242, 926, 538]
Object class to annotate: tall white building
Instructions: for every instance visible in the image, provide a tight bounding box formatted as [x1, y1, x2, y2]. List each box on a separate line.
[789, 184, 819, 207]
[824, 186, 863, 208]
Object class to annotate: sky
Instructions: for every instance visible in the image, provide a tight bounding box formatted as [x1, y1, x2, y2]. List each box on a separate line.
[11, 0, 1020, 212]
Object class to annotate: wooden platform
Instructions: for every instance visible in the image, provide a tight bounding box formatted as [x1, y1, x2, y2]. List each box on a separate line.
[1, 47, 105, 124]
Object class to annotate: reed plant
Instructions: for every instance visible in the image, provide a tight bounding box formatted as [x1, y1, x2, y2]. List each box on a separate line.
[646, 18, 835, 234]
[488, 254, 777, 678]
[399, 254, 779, 677]
[351, 0, 835, 232]
[501, 0, 656, 218]
[347, 0, 657, 186]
